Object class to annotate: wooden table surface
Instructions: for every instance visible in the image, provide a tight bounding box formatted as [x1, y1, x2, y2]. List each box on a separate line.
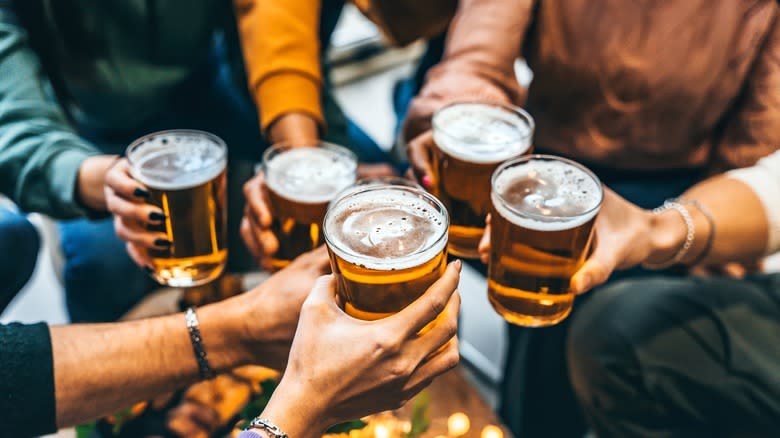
[125, 280, 512, 438]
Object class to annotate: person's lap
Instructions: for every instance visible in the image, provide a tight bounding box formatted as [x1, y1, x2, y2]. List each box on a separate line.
[568, 273, 780, 438]
[0, 208, 39, 313]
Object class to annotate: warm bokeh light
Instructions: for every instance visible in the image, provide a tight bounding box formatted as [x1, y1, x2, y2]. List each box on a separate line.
[374, 423, 390, 438]
[448, 412, 471, 436]
[481, 425, 504, 438]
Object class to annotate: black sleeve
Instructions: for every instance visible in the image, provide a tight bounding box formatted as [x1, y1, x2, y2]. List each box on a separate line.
[0, 322, 56, 436]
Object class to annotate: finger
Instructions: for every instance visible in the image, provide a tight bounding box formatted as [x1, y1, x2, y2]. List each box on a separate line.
[478, 217, 492, 264]
[243, 172, 273, 228]
[106, 190, 165, 225]
[114, 216, 170, 250]
[246, 206, 279, 259]
[570, 238, 616, 294]
[106, 159, 151, 201]
[406, 131, 436, 188]
[126, 242, 154, 269]
[241, 215, 264, 262]
[389, 260, 462, 337]
[404, 337, 460, 391]
[302, 274, 339, 309]
[409, 290, 460, 358]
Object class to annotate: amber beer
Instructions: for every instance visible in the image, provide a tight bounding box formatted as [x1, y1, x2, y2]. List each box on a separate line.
[488, 155, 603, 327]
[264, 143, 357, 269]
[323, 185, 449, 320]
[431, 103, 534, 259]
[127, 130, 228, 287]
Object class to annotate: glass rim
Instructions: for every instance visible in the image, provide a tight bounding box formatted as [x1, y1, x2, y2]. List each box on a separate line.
[491, 154, 604, 223]
[262, 141, 358, 174]
[126, 129, 227, 168]
[323, 184, 450, 269]
[432, 101, 536, 147]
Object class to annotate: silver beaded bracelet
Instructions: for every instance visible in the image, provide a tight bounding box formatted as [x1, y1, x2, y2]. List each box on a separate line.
[246, 418, 289, 438]
[642, 199, 695, 270]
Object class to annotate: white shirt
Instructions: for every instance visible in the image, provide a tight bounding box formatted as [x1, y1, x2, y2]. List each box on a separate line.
[728, 151, 780, 254]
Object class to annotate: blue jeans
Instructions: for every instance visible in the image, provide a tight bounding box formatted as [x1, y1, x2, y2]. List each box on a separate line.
[0, 208, 39, 312]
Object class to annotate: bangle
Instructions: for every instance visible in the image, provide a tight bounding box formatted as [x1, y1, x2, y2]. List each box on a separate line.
[244, 418, 289, 438]
[185, 307, 216, 380]
[677, 197, 716, 267]
[642, 200, 695, 270]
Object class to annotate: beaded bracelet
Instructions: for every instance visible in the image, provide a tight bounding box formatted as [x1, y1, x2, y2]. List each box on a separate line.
[642, 200, 695, 270]
[185, 307, 216, 380]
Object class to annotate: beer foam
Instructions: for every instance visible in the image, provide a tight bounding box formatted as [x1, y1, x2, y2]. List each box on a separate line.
[325, 188, 448, 270]
[129, 133, 226, 191]
[492, 159, 602, 231]
[265, 148, 357, 204]
[433, 103, 532, 164]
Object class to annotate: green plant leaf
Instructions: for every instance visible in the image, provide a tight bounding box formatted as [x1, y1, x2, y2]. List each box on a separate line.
[326, 419, 368, 433]
[75, 423, 97, 438]
[405, 390, 431, 438]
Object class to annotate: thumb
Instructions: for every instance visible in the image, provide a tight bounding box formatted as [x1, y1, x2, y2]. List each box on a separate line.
[478, 215, 492, 264]
[406, 131, 436, 188]
[304, 274, 338, 306]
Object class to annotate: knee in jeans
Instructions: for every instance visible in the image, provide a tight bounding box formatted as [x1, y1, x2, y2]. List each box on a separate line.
[566, 283, 650, 409]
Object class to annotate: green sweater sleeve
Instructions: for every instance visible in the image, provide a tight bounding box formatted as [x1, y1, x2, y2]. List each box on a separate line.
[0, 2, 100, 218]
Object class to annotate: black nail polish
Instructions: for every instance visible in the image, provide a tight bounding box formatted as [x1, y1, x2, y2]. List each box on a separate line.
[154, 238, 172, 248]
[149, 212, 166, 222]
[143, 266, 153, 274]
[133, 188, 150, 198]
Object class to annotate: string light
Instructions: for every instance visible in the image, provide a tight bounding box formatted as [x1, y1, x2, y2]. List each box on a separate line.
[481, 425, 504, 438]
[447, 412, 470, 436]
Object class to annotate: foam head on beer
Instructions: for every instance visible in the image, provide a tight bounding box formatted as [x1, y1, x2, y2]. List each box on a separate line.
[324, 186, 449, 320]
[265, 147, 357, 205]
[325, 187, 447, 269]
[491, 158, 601, 230]
[129, 132, 226, 190]
[432, 103, 533, 164]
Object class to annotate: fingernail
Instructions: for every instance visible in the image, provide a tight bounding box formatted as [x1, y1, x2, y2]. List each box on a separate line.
[143, 266, 153, 274]
[154, 238, 172, 248]
[133, 188, 150, 198]
[454, 259, 462, 272]
[421, 175, 432, 189]
[149, 212, 166, 222]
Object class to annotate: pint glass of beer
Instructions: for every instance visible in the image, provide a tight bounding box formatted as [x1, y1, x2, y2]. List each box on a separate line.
[487, 155, 603, 327]
[263, 143, 357, 269]
[127, 130, 228, 287]
[431, 103, 534, 259]
[323, 185, 449, 320]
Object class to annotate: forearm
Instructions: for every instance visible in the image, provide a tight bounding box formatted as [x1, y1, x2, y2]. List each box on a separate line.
[647, 176, 769, 266]
[404, 0, 533, 139]
[52, 303, 251, 427]
[268, 112, 320, 145]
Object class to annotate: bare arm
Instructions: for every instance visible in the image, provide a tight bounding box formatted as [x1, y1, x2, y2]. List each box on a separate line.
[52, 302, 249, 427]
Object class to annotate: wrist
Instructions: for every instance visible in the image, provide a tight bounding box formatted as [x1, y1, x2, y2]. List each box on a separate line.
[77, 155, 118, 211]
[268, 112, 320, 146]
[196, 300, 256, 371]
[646, 209, 688, 265]
[260, 377, 327, 438]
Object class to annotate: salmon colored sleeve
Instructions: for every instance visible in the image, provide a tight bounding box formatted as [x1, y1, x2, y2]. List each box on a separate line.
[233, 0, 325, 135]
[717, 8, 780, 168]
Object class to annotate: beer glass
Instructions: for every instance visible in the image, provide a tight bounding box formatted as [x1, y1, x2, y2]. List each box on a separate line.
[323, 185, 449, 320]
[127, 130, 228, 287]
[487, 155, 603, 327]
[431, 102, 534, 259]
[263, 143, 357, 269]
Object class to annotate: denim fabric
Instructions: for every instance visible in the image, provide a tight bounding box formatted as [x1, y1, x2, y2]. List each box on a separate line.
[0, 208, 39, 312]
